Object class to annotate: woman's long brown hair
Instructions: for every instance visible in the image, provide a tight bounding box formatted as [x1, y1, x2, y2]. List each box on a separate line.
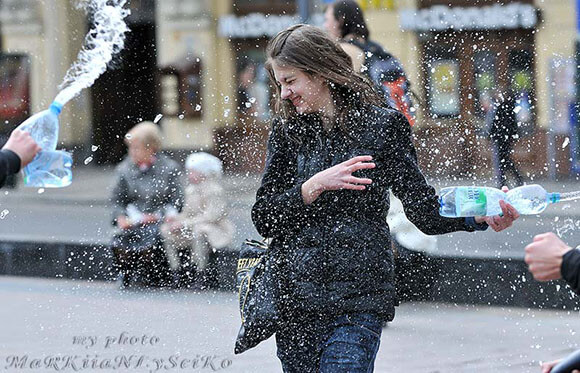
[265, 24, 384, 136]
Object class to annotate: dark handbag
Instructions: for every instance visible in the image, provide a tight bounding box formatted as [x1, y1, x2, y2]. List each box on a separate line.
[111, 223, 162, 252]
[234, 239, 279, 354]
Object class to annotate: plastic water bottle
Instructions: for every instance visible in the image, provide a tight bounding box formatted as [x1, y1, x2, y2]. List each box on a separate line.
[22, 150, 72, 188]
[438, 184, 576, 217]
[16, 101, 73, 188]
[17, 102, 62, 151]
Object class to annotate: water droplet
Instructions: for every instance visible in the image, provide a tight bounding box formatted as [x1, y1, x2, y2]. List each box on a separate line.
[154, 114, 163, 124]
[84, 156, 93, 165]
[125, 134, 132, 140]
[38, 188, 45, 194]
[0, 209, 9, 219]
[224, 96, 230, 103]
[195, 104, 202, 111]
[178, 114, 185, 119]
[562, 137, 570, 149]
[91, 145, 99, 152]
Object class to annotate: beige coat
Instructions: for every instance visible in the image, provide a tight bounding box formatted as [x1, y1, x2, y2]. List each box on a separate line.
[162, 179, 234, 250]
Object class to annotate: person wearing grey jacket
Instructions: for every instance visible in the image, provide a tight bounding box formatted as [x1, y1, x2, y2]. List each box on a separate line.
[110, 121, 184, 288]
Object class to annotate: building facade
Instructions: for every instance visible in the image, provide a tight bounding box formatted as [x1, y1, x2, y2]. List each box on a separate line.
[0, 0, 576, 179]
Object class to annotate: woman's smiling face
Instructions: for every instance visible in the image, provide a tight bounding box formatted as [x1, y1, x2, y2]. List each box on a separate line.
[271, 61, 331, 115]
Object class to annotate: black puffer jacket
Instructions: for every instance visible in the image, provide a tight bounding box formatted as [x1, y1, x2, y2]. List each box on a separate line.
[252, 105, 485, 321]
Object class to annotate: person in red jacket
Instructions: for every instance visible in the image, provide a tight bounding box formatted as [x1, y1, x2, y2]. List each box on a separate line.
[0, 129, 40, 188]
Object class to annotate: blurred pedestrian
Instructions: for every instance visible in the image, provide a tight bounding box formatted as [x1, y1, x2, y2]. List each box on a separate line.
[324, 0, 415, 126]
[0, 129, 40, 188]
[161, 152, 234, 288]
[489, 89, 523, 188]
[110, 121, 183, 288]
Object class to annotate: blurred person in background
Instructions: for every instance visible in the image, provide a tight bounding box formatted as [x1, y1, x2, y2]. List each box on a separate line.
[489, 88, 524, 188]
[110, 121, 183, 288]
[325, 0, 434, 300]
[324, 0, 415, 126]
[161, 152, 234, 288]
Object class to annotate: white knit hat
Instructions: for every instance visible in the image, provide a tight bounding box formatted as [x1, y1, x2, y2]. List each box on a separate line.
[185, 152, 223, 176]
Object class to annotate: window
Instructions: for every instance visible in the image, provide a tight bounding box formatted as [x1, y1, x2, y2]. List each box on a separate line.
[473, 51, 496, 119]
[425, 45, 461, 117]
[236, 49, 271, 122]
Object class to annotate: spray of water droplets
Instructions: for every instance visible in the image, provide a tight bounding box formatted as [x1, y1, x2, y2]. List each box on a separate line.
[556, 217, 580, 237]
[54, 0, 130, 106]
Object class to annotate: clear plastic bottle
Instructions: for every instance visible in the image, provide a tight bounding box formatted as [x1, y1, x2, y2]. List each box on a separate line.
[438, 184, 570, 217]
[22, 150, 72, 188]
[16, 102, 73, 188]
[17, 102, 62, 151]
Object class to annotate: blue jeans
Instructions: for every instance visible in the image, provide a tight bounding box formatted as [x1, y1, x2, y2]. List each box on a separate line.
[276, 313, 382, 373]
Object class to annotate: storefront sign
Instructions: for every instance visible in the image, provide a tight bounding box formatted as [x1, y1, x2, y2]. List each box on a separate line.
[0, 0, 42, 35]
[218, 13, 324, 39]
[159, 0, 210, 30]
[400, 3, 537, 32]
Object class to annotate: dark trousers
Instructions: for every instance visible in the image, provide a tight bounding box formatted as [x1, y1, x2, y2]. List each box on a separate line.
[275, 313, 382, 373]
[493, 140, 523, 188]
[112, 245, 172, 287]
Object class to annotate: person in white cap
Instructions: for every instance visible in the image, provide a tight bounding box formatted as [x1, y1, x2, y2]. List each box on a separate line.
[161, 152, 235, 287]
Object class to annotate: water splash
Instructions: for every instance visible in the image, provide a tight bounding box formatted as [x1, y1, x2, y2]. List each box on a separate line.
[556, 217, 577, 237]
[558, 190, 580, 203]
[54, 0, 130, 106]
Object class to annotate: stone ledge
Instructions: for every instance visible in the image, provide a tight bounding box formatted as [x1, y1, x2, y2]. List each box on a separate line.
[0, 240, 577, 310]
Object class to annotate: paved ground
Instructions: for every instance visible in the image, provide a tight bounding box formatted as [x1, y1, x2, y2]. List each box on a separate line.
[2, 166, 580, 259]
[1, 275, 579, 373]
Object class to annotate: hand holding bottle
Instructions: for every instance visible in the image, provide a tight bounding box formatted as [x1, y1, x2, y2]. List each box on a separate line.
[2, 129, 41, 167]
[476, 199, 520, 232]
[16, 102, 72, 188]
[439, 184, 576, 218]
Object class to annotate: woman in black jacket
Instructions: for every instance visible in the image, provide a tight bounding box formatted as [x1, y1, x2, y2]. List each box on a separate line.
[252, 24, 519, 373]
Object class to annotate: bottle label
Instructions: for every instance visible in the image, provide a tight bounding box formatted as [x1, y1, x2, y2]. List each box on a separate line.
[455, 187, 487, 216]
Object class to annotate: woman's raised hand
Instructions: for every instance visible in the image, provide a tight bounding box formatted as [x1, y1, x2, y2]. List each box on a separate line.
[301, 155, 375, 205]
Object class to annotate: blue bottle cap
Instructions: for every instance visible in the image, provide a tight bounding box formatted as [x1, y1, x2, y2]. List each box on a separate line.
[49, 102, 63, 115]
